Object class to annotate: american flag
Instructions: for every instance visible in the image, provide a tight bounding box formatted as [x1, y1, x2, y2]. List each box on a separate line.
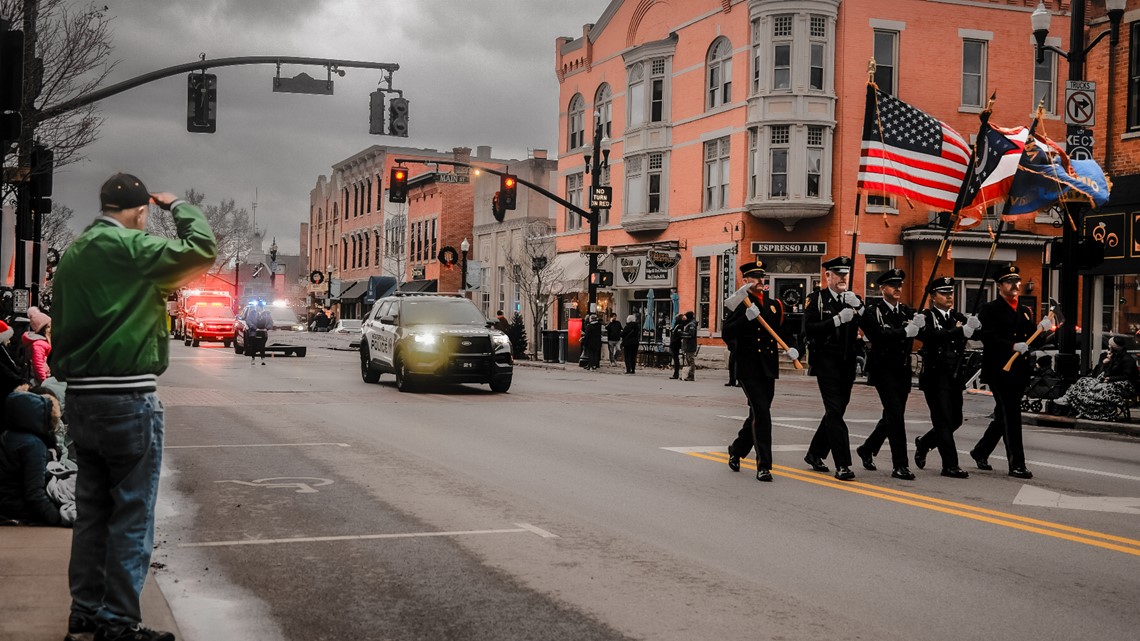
[857, 85, 971, 210]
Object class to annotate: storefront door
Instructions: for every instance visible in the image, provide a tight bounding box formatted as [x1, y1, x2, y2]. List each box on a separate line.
[771, 276, 815, 314]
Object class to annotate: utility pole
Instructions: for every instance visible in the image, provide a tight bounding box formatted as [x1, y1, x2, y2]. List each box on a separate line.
[585, 118, 611, 314]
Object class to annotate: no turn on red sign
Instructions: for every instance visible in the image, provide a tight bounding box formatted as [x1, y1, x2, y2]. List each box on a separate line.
[1065, 80, 1096, 127]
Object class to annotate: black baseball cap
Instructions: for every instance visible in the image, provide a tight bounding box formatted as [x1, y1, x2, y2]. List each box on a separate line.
[100, 173, 150, 211]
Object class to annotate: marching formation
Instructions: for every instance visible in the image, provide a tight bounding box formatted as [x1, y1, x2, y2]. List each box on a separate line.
[722, 256, 1051, 483]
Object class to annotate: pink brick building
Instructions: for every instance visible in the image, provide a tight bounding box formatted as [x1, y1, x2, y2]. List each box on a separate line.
[554, 0, 1068, 350]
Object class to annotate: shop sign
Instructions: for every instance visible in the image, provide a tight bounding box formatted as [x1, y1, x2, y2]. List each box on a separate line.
[751, 242, 826, 255]
[616, 255, 676, 289]
[412, 265, 426, 280]
[647, 249, 680, 269]
[1080, 211, 1140, 276]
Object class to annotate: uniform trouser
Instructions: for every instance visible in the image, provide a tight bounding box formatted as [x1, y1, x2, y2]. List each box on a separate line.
[624, 345, 638, 373]
[861, 368, 912, 468]
[972, 380, 1026, 470]
[808, 366, 856, 468]
[249, 330, 267, 359]
[919, 384, 963, 469]
[727, 351, 738, 385]
[730, 377, 776, 469]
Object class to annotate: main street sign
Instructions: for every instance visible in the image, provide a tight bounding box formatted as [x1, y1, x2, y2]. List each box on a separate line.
[437, 172, 470, 184]
[580, 244, 608, 255]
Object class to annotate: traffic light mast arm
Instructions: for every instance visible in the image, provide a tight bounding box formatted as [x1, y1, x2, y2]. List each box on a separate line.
[393, 158, 598, 226]
[37, 55, 400, 122]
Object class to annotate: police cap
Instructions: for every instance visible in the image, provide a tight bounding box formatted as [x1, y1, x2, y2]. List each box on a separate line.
[927, 276, 956, 294]
[875, 268, 905, 287]
[821, 256, 853, 274]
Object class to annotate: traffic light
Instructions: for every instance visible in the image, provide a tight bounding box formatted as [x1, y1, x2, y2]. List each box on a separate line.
[30, 144, 52, 215]
[500, 174, 517, 210]
[589, 270, 613, 287]
[1, 24, 24, 113]
[388, 97, 409, 137]
[368, 90, 385, 135]
[187, 73, 217, 133]
[492, 191, 505, 222]
[389, 167, 408, 203]
[0, 111, 18, 154]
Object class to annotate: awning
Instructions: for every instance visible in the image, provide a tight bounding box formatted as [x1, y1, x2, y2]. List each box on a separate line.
[549, 253, 590, 293]
[398, 279, 437, 293]
[337, 280, 366, 300]
[364, 276, 397, 305]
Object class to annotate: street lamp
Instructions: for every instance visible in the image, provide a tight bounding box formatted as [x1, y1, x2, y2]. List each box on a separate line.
[326, 262, 334, 307]
[584, 116, 611, 314]
[460, 237, 470, 297]
[1029, 0, 1125, 378]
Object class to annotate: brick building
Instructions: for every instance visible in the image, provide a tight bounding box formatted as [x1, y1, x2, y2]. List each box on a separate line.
[554, 0, 1069, 354]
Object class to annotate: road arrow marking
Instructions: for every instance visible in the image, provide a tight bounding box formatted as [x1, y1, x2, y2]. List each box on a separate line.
[1014, 485, 1140, 515]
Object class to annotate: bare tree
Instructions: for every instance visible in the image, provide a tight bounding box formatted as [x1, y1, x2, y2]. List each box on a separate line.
[504, 221, 564, 360]
[41, 201, 75, 250]
[0, 0, 117, 184]
[146, 188, 253, 271]
[381, 204, 407, 289]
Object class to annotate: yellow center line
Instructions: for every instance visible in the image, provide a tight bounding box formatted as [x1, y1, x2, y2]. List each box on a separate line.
[688, 451, 1140, 557]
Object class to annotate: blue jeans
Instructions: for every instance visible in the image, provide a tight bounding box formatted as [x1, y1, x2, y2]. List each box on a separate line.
[66, 392, 164, 628]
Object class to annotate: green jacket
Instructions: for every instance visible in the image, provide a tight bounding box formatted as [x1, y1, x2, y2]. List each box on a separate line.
[51, 200, 216, 393]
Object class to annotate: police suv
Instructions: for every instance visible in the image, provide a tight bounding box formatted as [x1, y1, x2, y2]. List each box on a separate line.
[359, 293, 514, 392]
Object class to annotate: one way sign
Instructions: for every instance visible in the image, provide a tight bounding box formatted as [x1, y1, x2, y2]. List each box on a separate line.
[1065, 80, 1096, 127]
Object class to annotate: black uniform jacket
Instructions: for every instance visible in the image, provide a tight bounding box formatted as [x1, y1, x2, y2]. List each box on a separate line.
[802, 288, 862, 375]
[860, 299, 914, 385]
[977, 297, 1040, 387]
[917, 307, 968, 391]
[722, 293, 788, 380]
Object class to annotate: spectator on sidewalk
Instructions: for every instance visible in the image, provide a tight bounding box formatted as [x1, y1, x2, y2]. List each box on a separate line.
[582, 313, 602, 370]
[0, 390, 70, 527]
[494, 310, 510, 334]
[682, 311, 698, 381]
[621, 314, 640, 374]
[23, 306, 52, 385]
[668, 314, 684, 379]
[605, 314, 622, 365]
[53, 174, 216, 641]
[0, 321, 29, 403]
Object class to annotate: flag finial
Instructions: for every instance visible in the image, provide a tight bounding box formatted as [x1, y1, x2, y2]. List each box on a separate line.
[867, 58, 877, 84]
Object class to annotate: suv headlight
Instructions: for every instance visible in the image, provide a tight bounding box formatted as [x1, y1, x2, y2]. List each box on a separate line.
[413, 333, 437, 348]
[492, 334, 511, 353]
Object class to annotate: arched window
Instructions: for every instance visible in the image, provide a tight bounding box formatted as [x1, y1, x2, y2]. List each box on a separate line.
[707, 37, 733, 109]
[594, 84, 612, 138]
[567, 94, 585, 150]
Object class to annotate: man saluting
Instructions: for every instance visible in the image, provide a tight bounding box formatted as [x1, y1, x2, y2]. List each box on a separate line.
[722, 260, 797, 482]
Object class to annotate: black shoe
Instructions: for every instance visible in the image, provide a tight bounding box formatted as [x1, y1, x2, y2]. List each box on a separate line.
[941, 467, 969, 479]
[727, 447, 740, 472]
[1009, 467, 1034, 479]
[670, 375, 678, 379]
[891, 466, 916, 480]
[834, 466, 856, 481]
[756, 469, 773, 482]
[724, 382, 734, 386]
[95, 624, 175, 641]
[913, 436, 929, 470]
[970, 450, 993, 471]
[804, 454, 830, 473]
[856, 445, 876, 471]
[66, 614, 98, 641]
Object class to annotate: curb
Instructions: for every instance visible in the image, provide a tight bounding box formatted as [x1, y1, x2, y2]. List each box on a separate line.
[1022, 412, 1140, 437]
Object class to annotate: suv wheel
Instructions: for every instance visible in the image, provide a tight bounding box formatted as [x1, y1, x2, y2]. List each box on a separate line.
[394, 356, 416, 393]
[191, 333, 200, 347]
[489, 376, 512, 393]
[184, 334, 192, 347]
[360, 346, 381, 384]
[233, 333, 244, 355]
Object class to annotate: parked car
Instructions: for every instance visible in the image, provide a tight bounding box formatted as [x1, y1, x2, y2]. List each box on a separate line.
[232, 304, 306, 354]
[183, 302, 237, 347]
[359, 293, 513, 392]
[331, 319, 362, 335]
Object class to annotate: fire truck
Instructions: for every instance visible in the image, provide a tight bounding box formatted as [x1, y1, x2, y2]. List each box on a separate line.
[170, 288, 235, 340]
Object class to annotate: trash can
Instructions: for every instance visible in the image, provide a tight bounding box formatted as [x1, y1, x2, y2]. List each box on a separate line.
[542, 330, 560, 363]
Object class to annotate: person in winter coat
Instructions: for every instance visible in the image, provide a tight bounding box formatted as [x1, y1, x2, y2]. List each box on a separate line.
[681, 311, 699, 381]
[0, 320, 29, 402]
[0, 391, 69, 526]
[23, 306, 52, 385]
[494, 310, 511, 334]
[248, 302, 274, 364]
[582, 313, 603, 370]
[605, 314, 622, 364]
[621, 313, 640, 374]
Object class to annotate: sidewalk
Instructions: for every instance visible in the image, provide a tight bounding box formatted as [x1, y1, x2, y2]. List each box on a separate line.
[0, 526, 179, 641]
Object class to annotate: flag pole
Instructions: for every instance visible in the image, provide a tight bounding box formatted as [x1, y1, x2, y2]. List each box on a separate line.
[850, 59, 876, 271]
[915, 92, 996, 312]
[970, 100, 1046, 314]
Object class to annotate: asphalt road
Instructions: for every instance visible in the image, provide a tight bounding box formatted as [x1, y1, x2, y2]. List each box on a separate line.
[152, 342, 1140, 641]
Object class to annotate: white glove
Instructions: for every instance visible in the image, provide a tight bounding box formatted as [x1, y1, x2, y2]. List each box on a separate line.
[962, 325, 976, 339]
[840, 291, 863, 309]
[910, 313, 926, 329]
[965, 315, 982, 330]
[59, 504, 76, 526]
[904, 322, 920, 338]
[1014, 342, 1029, 354]
[745, 305, 760, 321]
[1038, 317, 1053, 332]
[785, 347, 799, 361]
[833, 308, 855, 326]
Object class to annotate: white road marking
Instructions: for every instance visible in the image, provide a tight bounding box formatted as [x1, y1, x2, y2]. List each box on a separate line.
[662, 445, 808, 453]
[180, 525, 556, 548]
[215, 477, 334, 493]
[1014, 485, 1140, 515]
[166, 442, 351, 449]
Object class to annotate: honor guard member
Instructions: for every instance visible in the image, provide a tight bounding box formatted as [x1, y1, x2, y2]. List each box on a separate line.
[854, 268, 919, 480]
[912, 277, 976, 478]
[969, 264, 1051, 479]
[722, 260, 798, 482]
[801, 255, 861, 481]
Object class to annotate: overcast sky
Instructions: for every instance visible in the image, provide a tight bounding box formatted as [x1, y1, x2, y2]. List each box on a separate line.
[51, 0, 613, 254]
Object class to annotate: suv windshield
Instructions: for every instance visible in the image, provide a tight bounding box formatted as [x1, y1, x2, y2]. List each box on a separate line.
[400, 299, 487, 326]
[269, 308, 300, 323]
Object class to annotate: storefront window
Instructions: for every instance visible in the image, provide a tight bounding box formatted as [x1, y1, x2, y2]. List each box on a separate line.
[1099, 274, 1140, 349]
[697, 257, 711, 330]
[864, 257, 892, 301]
